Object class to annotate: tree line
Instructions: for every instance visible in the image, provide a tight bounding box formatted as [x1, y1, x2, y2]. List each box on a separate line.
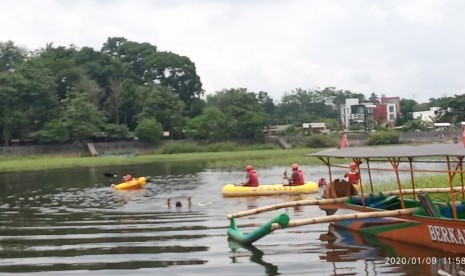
[0, 38, 463, 145]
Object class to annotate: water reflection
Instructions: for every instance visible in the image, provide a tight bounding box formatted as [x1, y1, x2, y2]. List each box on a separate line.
[229, 240, 279, 275]
[0, 162, 462, 275]
[321, 225, 465, 275]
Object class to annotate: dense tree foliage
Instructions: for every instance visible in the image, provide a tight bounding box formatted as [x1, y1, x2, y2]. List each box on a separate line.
[205, 88, 267, 140]
[135, 118, 163, 143]
[1, 38, 463, 146]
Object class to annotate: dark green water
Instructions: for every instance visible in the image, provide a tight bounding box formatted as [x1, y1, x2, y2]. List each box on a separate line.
[0, 163, 462, 275]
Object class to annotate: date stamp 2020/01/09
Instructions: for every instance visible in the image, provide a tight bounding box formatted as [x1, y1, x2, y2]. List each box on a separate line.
[385, 257, 465, 265]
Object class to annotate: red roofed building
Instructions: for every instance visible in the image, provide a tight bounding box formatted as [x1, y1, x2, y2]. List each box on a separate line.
[373, 96, 400, 126]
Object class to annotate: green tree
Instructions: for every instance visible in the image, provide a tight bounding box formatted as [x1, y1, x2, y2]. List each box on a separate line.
[102, 37, 203, 114]
[32, 119, 70, 144]
[207, 88, 267, 140]
[0, 41, 26, 72]
[276, 88, 340, 126]
[436, 95, 465, 123]
[401, 119, 428, 132]
[137, 84, 186, 138]
[398, 98, 418, 125]
[103, 123, 131, 139]
[14, 60, 61, 132]
[0, 72, 22, 144]
[63, 93, 107, 140]
[185, 107, 228, 140]
[135, 117, 162, 143]
[35, 44, 81, 100]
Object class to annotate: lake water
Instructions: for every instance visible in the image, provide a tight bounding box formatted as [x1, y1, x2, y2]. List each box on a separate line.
[0, 162, 463, 275]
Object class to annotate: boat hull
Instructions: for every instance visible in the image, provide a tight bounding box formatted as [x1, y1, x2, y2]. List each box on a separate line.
[327, 203, 465, 254]
[222, 182, 318, 197]
[113, 177, 147, 190]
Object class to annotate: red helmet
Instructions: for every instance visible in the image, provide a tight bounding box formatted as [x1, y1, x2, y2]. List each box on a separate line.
[349, 162, 357, 170]
[246, 165, 254, 172]
[292, 163, 299, 170]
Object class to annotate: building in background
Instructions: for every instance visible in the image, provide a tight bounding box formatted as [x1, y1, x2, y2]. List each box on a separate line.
[340, 96, 400, 130]
[412, 107, 443, 124]
[373, 96, 400, 127]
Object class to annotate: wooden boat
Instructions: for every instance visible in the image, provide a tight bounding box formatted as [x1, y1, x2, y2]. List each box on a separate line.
[112, 177, 149, 190]
[226, 143, 465, 254]
[222, 181, 318, 197]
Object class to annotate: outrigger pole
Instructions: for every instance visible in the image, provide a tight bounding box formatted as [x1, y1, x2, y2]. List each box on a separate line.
[228, 208, 418, 245]
[227, 187, 464, 219]
[228, 214, 290, 244]
[271, 208, 418, 230]
[226, 187, 465, 245]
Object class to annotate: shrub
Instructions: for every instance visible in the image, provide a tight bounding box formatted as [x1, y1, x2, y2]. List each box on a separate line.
[204, 142, 237, 152]
[135, 118, 162, 143]
[32, 119, 70, 144]
[160, 141, 276, 154]
[303, 135, 338, 148]
[367, 131, 399, 145]
[161, 142, 199, 154]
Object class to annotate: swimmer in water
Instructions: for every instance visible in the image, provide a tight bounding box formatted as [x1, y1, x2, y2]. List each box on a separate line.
[167, 197, 192, 208]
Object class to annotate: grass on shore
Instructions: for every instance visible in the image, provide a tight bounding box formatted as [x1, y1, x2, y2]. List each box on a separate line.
[0, 148, 326, 172]
[369, 174, 464, 201]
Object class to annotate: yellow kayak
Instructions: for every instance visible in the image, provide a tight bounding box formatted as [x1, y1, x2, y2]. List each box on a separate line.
[112, 177, 148, 190]
[222, 181, 318, 197]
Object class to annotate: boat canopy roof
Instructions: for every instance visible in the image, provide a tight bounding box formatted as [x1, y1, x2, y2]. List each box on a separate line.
[311, 143, 465, 159]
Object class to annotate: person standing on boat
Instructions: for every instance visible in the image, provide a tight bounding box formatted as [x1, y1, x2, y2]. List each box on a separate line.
[242, 165, 259, 187]
[317, 178, 327, 198]
[344, 162, 360, 185]
[284, 163, 305, 186]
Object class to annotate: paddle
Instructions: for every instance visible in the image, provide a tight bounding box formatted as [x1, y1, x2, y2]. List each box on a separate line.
[282, 169, 291, 186]
[104, 172, 118, 178]
[103, 173, 155, 183]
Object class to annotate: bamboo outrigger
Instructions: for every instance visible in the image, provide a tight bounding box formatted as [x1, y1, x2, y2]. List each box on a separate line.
[227, 143, 465, 254]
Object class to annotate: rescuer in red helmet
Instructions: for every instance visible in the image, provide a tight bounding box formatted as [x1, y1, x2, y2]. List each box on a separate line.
[344, 162, 360, 185]
[284, 163, 305, 186]
[241, 165, 259, 187]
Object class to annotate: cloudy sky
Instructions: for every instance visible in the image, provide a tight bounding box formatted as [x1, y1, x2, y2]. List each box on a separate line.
[2, 0, 465, 103]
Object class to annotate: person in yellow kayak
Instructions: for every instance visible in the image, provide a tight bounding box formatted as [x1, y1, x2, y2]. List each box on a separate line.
[242, 165, 259, 187]
[284, 163, 305, 186]
[123, 174, 133, 182]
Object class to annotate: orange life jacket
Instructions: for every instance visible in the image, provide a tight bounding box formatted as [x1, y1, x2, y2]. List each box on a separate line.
[345, 170, 360, 185]
[291, 169, 305, 185]
[247, 170, 259, 187]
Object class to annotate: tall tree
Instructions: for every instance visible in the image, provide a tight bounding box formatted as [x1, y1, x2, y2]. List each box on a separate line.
[0, 41, 26, 72]
[102, 37, 203, 114]
[0, 72, 22, 144]
[207, 88, 267, 139]
[35, 45, 80, 100]
[137, 84, 187, 138]
[63, 92, 107, 140]
[399, 98, 418, 123]
[438, 95, 465, 123]
[185, 107, 228, 140]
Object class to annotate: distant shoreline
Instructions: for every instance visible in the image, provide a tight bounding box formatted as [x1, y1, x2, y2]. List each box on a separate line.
[0, 148, 324, 173]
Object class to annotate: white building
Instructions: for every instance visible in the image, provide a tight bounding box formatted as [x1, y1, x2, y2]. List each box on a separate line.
[340, 98, 376, 129]
[412, 107, 442, 123]
[340, 98, 360, 129]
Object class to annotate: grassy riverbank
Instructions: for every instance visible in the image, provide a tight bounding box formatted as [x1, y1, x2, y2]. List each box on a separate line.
[0, 148, 326, 172]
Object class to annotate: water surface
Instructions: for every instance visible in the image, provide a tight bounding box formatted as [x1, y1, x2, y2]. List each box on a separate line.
[0, 162, 463, 275]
